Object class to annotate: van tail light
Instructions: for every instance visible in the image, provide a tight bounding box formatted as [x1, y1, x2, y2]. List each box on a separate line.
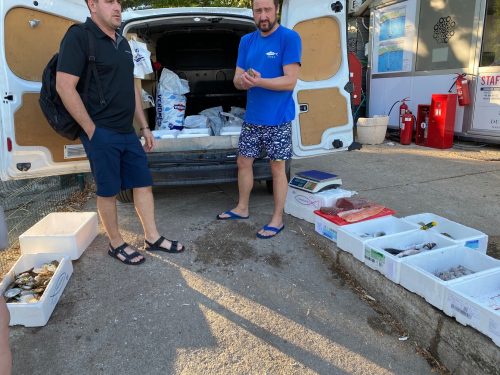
[7, 137, 12, 152]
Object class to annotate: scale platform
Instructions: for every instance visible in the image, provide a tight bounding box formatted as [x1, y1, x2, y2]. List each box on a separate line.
[288, 170, 342, 193]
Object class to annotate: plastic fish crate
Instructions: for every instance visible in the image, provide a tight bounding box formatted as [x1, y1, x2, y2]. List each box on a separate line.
[399, 246, 500, 310]
[0, 253, 73, 327]
[19, 212, 98, 260]
[336, 216, 419, 262]
[443, 270, 500, 347]
[284, 188, 354, 224]
[402, 213, 488, 253]
[314, 214, 341, 243]
[363, 230, 456, 284]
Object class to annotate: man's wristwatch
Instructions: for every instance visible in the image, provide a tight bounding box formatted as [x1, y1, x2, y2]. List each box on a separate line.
[140, 126, 150, 131]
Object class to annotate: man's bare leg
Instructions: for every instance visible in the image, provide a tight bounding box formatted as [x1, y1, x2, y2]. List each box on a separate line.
[218, 155, 254, 218]
[97, 195, 143, 263]
[133, 186, 184, 251]
[258, 160, 287, 237]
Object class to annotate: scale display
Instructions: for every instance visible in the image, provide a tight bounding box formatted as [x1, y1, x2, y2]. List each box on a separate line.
[289, 170, 342, 193]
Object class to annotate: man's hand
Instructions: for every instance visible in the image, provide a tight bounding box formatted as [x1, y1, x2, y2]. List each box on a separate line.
[239, 69, 261, 90]
[141, 128, 155, 152]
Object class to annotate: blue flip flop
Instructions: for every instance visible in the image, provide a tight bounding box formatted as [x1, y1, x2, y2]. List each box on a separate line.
[216, 210, 250, 220]
[256, 224, 285, 239]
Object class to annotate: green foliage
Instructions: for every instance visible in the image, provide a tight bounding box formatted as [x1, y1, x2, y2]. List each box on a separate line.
[121, 0, 253, 9]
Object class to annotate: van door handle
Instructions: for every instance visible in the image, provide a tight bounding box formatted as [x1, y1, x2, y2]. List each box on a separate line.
[299, 104, 309, 113]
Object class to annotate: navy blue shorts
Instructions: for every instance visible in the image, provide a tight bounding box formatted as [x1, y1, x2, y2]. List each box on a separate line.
[238, 122, 292, 161]
[80, 127, 153, 197]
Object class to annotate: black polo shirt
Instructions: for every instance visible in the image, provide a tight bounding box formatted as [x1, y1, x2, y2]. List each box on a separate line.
[57, 17, 135, 133]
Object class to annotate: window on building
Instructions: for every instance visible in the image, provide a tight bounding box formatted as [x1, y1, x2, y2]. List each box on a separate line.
[480, 0, 500, 66]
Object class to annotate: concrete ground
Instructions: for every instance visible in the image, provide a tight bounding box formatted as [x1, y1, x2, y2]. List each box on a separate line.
[8, 142, 500, 374]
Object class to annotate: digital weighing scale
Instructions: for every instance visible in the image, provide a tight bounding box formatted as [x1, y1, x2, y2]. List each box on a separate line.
[288, 170, 342, 193]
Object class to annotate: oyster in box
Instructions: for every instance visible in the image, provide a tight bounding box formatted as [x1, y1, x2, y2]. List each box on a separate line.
[0, 253, 73, 327]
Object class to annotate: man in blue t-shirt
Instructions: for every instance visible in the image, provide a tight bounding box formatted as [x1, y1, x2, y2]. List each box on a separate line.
[217, 0, 302, 239]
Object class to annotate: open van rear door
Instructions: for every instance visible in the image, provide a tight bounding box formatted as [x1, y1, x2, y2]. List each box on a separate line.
[0, 1, 89, 181]
[282, 0, 353, 157]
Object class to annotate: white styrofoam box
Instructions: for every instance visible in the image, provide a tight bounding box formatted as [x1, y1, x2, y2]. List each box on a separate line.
[443, 270, 500, 347]
[178, 128, 211, 137]
[402, 213, 488, 253]
[0, 253, 73, 327]
[220, 126, 241, 136]
[400, 246, 500, 310]
[284, 188, 354, 224]
[152, 129, 179, 139]
[19, 212, 98, 260]
[364, 230, 456, 284]
[314, 214, 341, 243]
[336, 216, 419, 262]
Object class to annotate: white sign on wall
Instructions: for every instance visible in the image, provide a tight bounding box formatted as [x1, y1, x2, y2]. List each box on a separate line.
[472, 73, 500, 133]
[371, 0, 417, 74]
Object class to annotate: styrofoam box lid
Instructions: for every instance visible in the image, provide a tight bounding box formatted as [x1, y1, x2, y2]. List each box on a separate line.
[403, 246, 500, 281]
[402, 213, 487, 241]
[177, 133, 210, 138]
[338, 215, 419, 239]
[448, 269, 500, 310]
[179, 128, 211, 135]
[364, 230, 457, 260]
[19, 212, 96, 237]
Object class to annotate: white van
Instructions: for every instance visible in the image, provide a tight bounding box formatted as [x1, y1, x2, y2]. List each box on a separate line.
[0, 0, 353, 201]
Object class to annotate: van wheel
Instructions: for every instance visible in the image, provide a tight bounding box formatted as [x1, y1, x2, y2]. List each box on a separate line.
[117, 189, 133, 203]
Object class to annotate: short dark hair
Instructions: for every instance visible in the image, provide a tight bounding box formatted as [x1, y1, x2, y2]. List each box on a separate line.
[252, 0, 280, 10]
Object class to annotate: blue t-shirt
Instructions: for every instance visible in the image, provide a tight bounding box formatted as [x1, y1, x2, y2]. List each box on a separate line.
[237, 25, 302, 126]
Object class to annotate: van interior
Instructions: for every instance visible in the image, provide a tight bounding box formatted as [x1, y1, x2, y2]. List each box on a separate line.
[125, 15, 256, 134]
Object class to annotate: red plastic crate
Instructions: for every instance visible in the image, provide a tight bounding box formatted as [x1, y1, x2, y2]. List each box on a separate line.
[314, 207, 396, 226]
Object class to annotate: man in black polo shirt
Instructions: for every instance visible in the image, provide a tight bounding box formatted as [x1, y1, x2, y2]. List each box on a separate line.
[56, 0, 185, 265]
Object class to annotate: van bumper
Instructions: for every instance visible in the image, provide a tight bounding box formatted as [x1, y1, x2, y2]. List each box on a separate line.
[146, 150, 291, 186]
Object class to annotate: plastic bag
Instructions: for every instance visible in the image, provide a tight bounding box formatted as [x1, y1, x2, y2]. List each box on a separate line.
[141, 89, 155, 108]
[200, 106, 224, 135]
[158, 68, 190, 95]
[220, 112, 244, 128]
[184, 115, 208, 128]
[129, 39, 153, 79]
[156, 68, 190, 130]
[156, 92, 186, 130]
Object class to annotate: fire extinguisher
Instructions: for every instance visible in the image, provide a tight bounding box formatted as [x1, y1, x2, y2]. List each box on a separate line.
[455, 73, 471, 106]
[400, 111, 414, 145]
[399, 97, 410, 129]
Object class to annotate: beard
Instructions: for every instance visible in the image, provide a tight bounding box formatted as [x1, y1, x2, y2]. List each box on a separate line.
[257, 18, 277, 32]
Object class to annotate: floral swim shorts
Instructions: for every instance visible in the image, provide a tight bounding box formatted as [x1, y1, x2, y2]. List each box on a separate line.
[238, 121, 292, 161]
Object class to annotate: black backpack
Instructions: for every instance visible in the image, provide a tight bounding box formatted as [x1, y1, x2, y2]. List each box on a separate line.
[39, 24, 106, 140]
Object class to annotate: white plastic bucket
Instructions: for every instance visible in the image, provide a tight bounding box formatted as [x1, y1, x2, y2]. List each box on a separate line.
[356, 116, 389, 145]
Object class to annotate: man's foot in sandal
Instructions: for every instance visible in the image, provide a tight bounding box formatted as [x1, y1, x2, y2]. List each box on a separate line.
[216, 210, 249, 220]
[108, 243, 145, 265]
[145, 235, 185, 254]
[257, 224, 285, 239]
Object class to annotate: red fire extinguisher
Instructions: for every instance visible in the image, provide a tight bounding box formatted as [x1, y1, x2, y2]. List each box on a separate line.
[455, 73, 471, 106]
[399, 97, 410, 129]
[400, 111, 414, 145]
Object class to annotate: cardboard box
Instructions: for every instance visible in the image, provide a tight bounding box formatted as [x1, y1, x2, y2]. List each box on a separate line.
[0, 253, 73, 327]
[19, 212, 98, 260]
